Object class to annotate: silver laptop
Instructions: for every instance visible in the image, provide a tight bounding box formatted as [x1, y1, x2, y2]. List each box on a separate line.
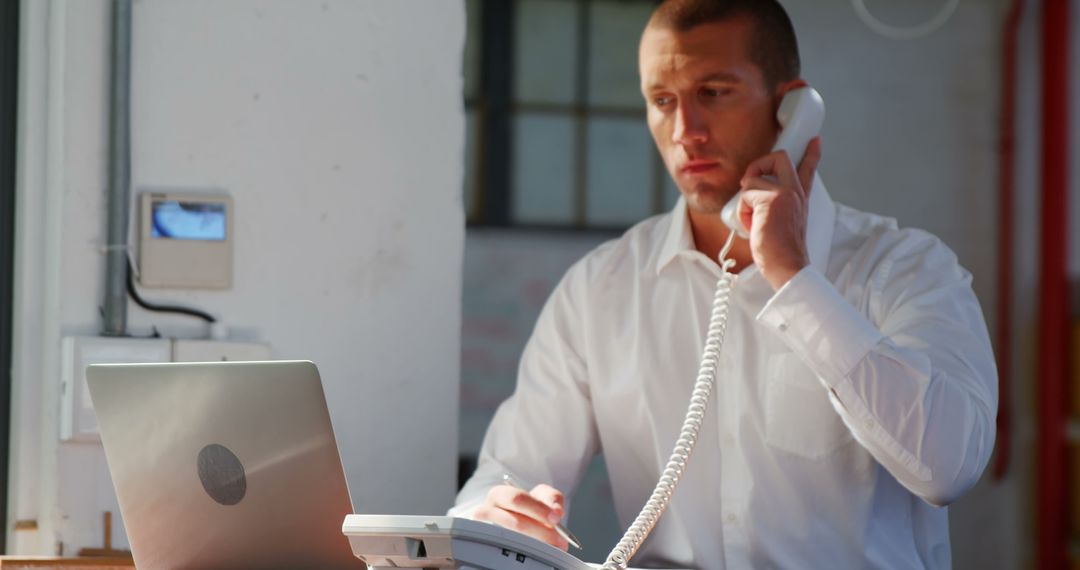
[87, 360, 362, 569]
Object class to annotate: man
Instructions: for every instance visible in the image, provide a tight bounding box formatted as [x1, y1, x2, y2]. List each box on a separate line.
[451, 1, 997, 568]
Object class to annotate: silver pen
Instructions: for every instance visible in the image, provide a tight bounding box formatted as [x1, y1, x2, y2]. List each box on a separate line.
[502, 473, 583, 550]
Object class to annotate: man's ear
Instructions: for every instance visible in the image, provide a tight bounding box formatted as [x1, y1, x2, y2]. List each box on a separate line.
[768, 78, 812, 132]
[775, 78, 808, 100]
[772, 78, 810, 128]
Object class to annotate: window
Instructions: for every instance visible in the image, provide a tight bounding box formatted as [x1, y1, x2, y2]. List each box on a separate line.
[464, 0, 679, 230]
[0, 0, 17, 553]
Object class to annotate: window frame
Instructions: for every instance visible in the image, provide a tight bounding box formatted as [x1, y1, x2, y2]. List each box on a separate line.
[466, 0, 668, 232]
[0, 0, 19, 553]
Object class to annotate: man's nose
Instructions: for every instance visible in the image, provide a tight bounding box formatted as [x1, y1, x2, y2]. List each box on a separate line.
[672, 102, 708, 146]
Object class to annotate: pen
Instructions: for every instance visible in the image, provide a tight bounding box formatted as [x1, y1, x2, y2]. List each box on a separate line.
[502, 473, 583, 550]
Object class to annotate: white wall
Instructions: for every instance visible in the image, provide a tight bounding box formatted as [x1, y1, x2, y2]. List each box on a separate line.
[788, 0, 1003, 335]
[460, 0, 1032, 567]
[9, 0, 465, 555]
[789, 1, 1024, 565]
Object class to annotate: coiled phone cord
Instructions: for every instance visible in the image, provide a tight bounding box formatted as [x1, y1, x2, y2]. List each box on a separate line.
[600, 231, 739, 570]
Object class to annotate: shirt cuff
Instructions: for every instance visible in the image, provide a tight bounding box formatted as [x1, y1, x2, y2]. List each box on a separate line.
[447, 497, 484, 519]
[755, 267, 884, 386]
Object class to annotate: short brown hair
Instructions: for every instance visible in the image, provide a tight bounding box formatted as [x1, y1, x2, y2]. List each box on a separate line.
[649, 0, 801, 89]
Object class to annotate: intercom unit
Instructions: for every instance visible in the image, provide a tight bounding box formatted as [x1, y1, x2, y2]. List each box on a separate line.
[138, 190, 233, 289]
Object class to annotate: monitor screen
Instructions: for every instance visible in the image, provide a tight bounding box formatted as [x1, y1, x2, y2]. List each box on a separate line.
[151, 200, 227, 241]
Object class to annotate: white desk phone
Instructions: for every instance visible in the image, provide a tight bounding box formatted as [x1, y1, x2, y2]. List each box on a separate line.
[343, 86, 826, 570]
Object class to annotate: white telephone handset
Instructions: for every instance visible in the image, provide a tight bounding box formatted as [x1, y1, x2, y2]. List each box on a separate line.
[720, 86, 826, 238]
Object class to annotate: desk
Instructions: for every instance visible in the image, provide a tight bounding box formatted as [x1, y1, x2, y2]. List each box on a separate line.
[0, 558, 134, 569]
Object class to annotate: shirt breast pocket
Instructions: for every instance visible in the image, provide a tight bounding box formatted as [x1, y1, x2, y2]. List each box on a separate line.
[764, 352, 853, 460]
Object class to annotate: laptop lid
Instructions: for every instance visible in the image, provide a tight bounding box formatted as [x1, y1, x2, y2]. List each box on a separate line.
[87, 360, 361, 569]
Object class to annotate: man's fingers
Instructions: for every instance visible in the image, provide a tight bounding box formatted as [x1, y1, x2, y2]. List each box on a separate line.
[796, 137, 822, 197]
[489, 485, 558, 525]
[741, 150, 797, 186]
[481, 507, 569, 551]
[740, 153, 777, 182]
[736, 188, 773, 232]
[476, 485, 569, 551]
[739, 175, 782, 193]
[529, 484, 566, 523]
[741, 138, 821, 197]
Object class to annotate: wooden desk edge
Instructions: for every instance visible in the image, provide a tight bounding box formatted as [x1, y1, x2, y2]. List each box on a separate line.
[0, 557, 134, 568]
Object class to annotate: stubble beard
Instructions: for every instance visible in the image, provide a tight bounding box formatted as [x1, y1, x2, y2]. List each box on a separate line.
[681, 179, 740, 215]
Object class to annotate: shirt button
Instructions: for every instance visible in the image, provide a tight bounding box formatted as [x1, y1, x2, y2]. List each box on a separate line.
[778, 322, 789, 332]
[864, 418, 875, 429]
[725, 513, 738, 524]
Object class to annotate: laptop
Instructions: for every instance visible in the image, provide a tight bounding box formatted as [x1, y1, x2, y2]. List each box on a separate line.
[86, 360, 362, 569]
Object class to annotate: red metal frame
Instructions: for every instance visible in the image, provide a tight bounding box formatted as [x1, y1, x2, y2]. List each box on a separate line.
[992, 0, 1024, 481]
[1037, 0, 1070, 568]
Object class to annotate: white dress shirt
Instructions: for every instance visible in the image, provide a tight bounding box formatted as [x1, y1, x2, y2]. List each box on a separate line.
[451, 177, 997, 570]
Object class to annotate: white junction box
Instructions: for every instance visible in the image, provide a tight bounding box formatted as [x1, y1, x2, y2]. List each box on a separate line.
[60, 336, 172, 442]
[172, 339, 272, 362]
[61, 336, 271, 443]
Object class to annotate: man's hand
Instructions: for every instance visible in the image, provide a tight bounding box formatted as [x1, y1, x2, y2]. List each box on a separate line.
[737, 137, 822, 291]
[473, 483, 570, 550]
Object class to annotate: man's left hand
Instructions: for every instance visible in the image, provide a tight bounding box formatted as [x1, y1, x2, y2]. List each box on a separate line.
[737, 137, 822, 291]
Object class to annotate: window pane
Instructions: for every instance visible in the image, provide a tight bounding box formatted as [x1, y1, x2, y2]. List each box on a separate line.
[587, 1, 652, 108]
[464, 0, 482, 101]
[514, 0, 579, 105]
[464, 109, 481, 221]
[585, 117, 652, 226]
[513, 113, 576, 224]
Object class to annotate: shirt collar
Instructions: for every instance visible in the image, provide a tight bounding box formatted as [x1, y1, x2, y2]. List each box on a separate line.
[655, 173, 836, 276]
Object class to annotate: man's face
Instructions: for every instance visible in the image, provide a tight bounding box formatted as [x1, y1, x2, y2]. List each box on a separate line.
[639, 17, 779, 214]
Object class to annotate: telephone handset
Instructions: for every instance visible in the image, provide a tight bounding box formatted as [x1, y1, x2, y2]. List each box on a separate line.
[719, 86, 826, 238]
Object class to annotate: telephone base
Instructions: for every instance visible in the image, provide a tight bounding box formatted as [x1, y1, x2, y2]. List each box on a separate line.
[342, 515, 593, 570]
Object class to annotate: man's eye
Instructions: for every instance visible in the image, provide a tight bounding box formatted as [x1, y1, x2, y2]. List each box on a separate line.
[653, 96, 673, 107]
[702, 88, 725, 98]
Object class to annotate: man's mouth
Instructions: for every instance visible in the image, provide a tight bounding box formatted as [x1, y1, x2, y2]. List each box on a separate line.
[681, 160, 720, 175]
